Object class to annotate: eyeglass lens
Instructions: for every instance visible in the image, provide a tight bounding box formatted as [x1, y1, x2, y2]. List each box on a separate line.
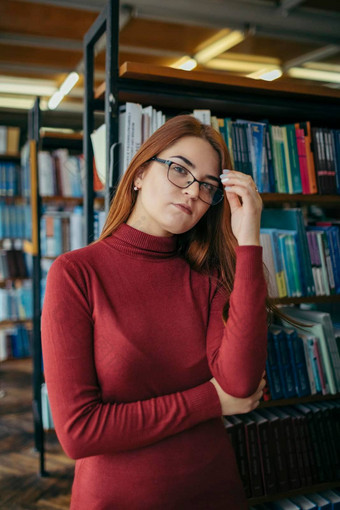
[168, 162, 223, 205]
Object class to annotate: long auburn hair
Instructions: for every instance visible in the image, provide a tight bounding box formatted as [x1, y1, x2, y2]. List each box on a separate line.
[97, 114, 280, 323]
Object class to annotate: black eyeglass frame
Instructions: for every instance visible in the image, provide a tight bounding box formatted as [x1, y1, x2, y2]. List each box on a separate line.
[150, 156, 224, 206]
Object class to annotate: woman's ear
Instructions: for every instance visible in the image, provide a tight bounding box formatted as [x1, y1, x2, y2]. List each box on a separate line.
[134, 166, 146, 189]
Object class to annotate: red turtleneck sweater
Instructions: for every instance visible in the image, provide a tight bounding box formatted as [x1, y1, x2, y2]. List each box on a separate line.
[41, 223, 267, 509]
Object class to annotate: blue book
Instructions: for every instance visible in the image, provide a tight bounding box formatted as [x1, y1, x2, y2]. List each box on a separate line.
[261, 208, 315, 296]
[268, 499, 300, 509]
[271, 325, 297, 398]
[266, 330, 284, 399]
[290, 495, 317, 509]
[306, 493, 332, 510]
[284, 328, 311, 397]
[320, 490, 340, 509]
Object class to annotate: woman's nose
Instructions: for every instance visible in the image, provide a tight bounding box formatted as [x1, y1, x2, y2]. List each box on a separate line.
[183, 181, 200, 200]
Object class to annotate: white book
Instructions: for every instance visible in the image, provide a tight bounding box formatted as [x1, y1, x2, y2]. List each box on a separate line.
[0, 126, 7, 154]
[119, 102, 142, 176]
[193, 109, 211, 125]
[90, 123, 106, 185]
[38, 151, 54, 196]
[70, 207, 84, 250]
[156, 110, 163, 130]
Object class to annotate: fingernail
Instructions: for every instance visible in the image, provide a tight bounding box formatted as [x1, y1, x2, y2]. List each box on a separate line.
[220, 170, 231, 177]
[224, 186, 232, 191]
[220, 176, 229, 182]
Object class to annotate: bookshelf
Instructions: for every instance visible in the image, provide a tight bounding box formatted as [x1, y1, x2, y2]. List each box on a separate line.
[0, 136, 33, 361]
[82, 0, 340, 505]
[26, 98, 84, 476]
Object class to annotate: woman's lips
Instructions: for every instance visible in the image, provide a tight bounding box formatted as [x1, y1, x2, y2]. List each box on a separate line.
[173, 203, 192, 215]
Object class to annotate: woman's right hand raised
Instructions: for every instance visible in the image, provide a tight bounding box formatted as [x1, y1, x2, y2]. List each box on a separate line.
[210, 373, 266, 415]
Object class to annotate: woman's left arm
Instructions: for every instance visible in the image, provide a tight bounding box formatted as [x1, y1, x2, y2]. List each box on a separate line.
[207, 170, 267, 397]
[206, 246, 268, 398]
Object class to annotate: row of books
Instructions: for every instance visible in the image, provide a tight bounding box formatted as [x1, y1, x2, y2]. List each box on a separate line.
[38, 150, 84, 197]
[0, 324, 32, 361]
[224, 400, 339, 499]
[0, 161, 22, 196]
[279, 307, 340, 396]
[251, 490, 340, 509]
[260, 208, 340, 298]
[40, 205, 85, 257]
[0, 248, 32, 280]
[91, 102, 340, 195]
[0, 126, 21, 155]
[0, 203, 31, 240]
[0, 280, 32, 321]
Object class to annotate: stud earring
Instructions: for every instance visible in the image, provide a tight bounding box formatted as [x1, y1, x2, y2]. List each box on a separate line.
[134, 186, 138, 191]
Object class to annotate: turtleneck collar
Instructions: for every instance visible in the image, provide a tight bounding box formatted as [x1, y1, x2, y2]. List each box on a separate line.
[104, 223, 178, 259]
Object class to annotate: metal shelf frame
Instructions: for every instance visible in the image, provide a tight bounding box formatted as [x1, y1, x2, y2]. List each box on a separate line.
[83, 0, 119, 244]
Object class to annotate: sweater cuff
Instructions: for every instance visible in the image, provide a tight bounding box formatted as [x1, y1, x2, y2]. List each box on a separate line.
[184, 381, 222, 422]
[235, 245, 264, 280]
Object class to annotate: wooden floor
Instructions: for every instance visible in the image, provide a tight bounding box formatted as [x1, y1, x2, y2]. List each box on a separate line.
[0, 358, 74, 510]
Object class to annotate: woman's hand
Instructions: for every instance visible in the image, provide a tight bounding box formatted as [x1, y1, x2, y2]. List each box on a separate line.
[220, 170, 263, 246]
[210, 373, 266, 415]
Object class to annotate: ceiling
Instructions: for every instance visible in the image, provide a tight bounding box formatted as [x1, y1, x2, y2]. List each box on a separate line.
[0, 0, 340, 130]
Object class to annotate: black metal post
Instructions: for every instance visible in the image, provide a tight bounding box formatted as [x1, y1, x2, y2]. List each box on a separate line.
[83, 4, 108, 244]
[30, 97, 47, 476]
[105, 0, 120, 214]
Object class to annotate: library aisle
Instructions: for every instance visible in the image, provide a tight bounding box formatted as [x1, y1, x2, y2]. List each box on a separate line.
[0, 358, 74, 509]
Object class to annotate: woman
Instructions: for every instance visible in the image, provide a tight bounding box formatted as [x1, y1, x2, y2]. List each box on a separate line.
[41, 114, 268, 509]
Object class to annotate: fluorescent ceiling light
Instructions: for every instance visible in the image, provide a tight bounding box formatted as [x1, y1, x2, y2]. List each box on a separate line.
[303, 62, 340, 73]
[258, 69, 283, 81]
[48, 90, 64, 110]
[59, 71, 79, 96]
[47, 71, 80, 110]
[0, 96, 35, 110]
[194, 30, 245, 64]
[287, 67, 340, 83]
[205, 59, 279, 73]
[247, 68, 283, 81]
[171, 56, 197, 71]
[0, 76, 56, 96]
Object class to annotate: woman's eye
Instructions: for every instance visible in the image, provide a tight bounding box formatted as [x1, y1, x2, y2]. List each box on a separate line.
[201, 182, 214, 192]
[172, 165, 188, 175]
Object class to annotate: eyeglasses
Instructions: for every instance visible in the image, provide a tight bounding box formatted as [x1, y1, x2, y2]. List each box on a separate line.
[150, 157, 224, 206]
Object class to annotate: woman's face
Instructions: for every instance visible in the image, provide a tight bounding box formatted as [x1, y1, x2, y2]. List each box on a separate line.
[128, 136, 221, 237]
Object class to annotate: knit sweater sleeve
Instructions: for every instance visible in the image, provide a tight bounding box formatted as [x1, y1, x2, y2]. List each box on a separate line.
[41, 255, 221, 460]
[206, 245, 268, 398]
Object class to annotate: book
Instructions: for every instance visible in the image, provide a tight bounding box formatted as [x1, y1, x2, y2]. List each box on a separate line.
[261, 208, 315, 296]
[236, 413, 264, 497]
[249, 410, 277, 494]
[306, 493, 332, 510]
[296, 121, 318, 194]
[284, 328, 311, 397]
[271, 325, 297, 398]
[290, 495, 317, 509]
[280, 307, 340, 393]
[270, 407, 301, 489]
[256, 408, 289, 492]
[224, 414, 251, 497]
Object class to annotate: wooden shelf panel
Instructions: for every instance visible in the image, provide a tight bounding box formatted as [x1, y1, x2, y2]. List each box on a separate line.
[0, 319, 32, 327]
[261, 193, 340, 205]
[248, 481, 340, 506]
[40, 130, 83, 141]
[42, 196, 83, 204]
[0, 153, 21, 160]
[95, 62, 340, 101]
[260, 392, 340, 408]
